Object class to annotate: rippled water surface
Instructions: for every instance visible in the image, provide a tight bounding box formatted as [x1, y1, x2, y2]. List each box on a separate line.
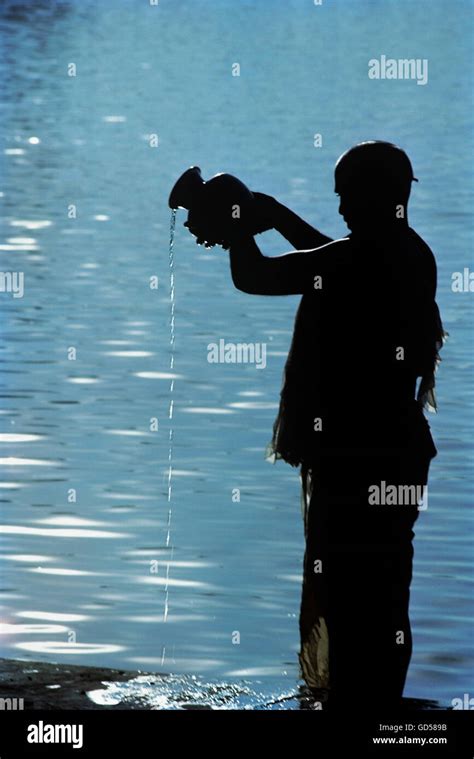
[0, 0, 472, 706]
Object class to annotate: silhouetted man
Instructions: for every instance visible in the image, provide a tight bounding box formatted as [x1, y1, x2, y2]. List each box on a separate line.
[185, 141, 444, 707]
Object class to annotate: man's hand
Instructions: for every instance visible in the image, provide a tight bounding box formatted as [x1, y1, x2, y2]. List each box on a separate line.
[183, 218, 228, 249]
[184, 191, 278, 250]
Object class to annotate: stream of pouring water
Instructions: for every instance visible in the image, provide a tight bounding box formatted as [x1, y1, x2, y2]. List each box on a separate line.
[163, 209, 177, 631]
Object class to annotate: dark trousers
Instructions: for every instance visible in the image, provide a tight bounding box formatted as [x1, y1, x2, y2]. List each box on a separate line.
[299, 444, 433, 706]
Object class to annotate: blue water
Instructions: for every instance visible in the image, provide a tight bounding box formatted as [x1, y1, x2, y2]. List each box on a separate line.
[0, 0, 472, 707]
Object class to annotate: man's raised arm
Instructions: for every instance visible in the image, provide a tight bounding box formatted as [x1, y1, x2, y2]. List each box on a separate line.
[269, 197, 332, 250]
[228, 233, 346, 296]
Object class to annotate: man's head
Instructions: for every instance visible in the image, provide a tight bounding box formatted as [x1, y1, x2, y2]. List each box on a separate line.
[334, 141, 417, 232]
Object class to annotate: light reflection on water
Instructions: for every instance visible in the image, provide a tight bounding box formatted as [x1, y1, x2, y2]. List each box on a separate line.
[0, 0, 472, 708]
